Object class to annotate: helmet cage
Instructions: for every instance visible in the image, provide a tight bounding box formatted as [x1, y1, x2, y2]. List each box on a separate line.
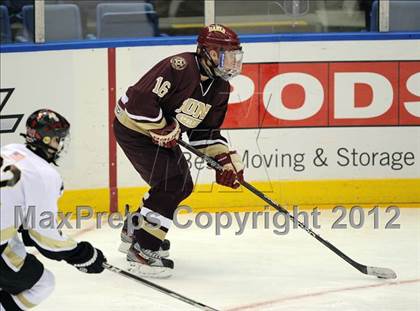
[215, 48, 243, 81]
[200, 45, 243, 81]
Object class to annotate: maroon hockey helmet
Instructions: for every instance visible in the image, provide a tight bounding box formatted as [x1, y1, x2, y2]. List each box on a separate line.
[23, 109, 70, 163]
[197, 24, 243, 80]
[197, 24, 241, 51]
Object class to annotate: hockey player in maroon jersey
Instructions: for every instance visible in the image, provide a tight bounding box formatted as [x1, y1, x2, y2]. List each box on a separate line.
[114, 24, 245, 278]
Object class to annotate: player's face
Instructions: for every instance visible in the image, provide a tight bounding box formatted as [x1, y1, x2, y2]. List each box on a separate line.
[221, 49, 243, 69]
[49, 137, 61, 150]
[214, 48, 243, 81]
[48, 135, 68, 157]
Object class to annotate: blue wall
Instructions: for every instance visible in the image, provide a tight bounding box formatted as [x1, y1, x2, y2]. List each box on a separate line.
[1, 32, 420, 53]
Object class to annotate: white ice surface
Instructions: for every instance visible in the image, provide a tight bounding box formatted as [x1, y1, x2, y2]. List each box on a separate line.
[34, 208, 419, 311]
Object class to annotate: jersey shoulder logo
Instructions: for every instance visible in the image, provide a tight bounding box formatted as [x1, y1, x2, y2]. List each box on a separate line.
[170, 56, 188, 71]
[2, 151, 25, 163]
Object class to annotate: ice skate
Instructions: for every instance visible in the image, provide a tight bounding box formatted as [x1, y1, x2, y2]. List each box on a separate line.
[126, 243, 174, 279]
[118, 218, 170, 257]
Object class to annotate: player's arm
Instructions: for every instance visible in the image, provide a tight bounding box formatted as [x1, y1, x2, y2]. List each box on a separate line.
[188, 127, 229, 155]
[187, 96, 245, 189]
[21, 175, 106, 273]
[115, 57, 182, 147]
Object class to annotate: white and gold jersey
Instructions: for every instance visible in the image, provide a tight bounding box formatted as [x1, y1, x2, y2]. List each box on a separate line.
[0, 144, 77, 268]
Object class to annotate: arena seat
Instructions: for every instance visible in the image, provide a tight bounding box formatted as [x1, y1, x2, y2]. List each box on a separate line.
[96, 2, 158, 39]
[0, 5, 12, 43]
[22, 4, 82, 41]
[371, 0, 420, 31]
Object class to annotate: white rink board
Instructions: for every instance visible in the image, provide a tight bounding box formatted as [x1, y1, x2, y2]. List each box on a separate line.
[118, 126, 420, 186]
[0, 49, 109, 189]
[115, 41, 420, 187]
[1, 40, 419, 190]
[243, 39, 420, 62]
[194, 127, 420, 182]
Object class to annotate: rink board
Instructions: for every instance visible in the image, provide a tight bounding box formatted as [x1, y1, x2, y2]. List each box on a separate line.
[1, 38, 419, 213]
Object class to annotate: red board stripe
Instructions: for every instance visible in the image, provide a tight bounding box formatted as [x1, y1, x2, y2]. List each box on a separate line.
[108, 48, 118, 213]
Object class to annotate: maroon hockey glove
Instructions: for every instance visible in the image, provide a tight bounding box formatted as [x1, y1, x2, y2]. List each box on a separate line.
[149, 119, 181, 148]
[214, 151, 244, 189]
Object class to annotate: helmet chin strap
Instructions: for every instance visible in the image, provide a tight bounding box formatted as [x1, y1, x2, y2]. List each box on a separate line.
[199, 47, 219, 79]
[22, 134, 61, 165]
[197, 58, 212, 78]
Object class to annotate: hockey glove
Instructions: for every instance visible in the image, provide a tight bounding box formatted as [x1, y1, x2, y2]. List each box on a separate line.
[68, 242, 107, 274]
[149, 119, 181, 148]
[214, 151, 244, 189]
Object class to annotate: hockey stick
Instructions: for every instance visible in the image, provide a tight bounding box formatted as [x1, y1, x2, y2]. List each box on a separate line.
[178, 139, 397, 280]
[103, 263, 219, 311]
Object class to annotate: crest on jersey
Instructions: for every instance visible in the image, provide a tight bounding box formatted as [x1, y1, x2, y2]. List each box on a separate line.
[175, 98, 211, 128]
[170, 56, 187, 71]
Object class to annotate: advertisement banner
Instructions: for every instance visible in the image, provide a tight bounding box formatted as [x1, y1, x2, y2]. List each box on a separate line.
[224, 61, 420, 128]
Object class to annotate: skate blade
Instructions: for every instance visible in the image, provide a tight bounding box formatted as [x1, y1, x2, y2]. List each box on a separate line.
[119, 241, 170, 258]
[127, 262, 172, 279]
[158, 249, 170, 258]
[118, 241, 131, 254]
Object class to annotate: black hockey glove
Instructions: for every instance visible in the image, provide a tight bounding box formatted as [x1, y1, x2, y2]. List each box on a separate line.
[67, 242, 107, 274]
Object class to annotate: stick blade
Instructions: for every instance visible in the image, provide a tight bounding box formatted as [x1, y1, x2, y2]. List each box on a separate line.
[366, 266, 397, 279]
